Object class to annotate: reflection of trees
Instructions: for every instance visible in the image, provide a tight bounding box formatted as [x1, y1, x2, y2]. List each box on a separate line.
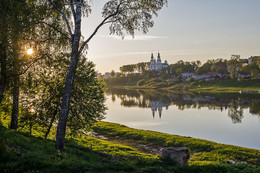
[107, 88, 260, 122]
[250, 100, 260, 118]
[228, 100, 244, 123]
[111, 94, 116, 102]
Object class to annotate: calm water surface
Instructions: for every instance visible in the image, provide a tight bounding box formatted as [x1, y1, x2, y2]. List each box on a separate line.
[104, 88, 260, 150]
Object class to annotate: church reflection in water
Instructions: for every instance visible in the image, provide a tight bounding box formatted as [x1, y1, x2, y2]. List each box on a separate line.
[150, 100, 169, 119]
[107, 88, 260, 123]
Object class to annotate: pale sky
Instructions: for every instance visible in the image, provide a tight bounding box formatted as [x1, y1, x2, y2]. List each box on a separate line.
[81, 0, 260, 73]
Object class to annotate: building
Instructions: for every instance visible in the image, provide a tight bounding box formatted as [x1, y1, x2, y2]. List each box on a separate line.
[237, 71, 251, 80]
[150, 53, 169, 71]
[181, 73, 195, 79]
[248, 56, 260, 64]
[104, 72, 120, 79]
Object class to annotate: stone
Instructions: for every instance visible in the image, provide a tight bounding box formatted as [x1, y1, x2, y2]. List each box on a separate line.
[161, 147, 190, 166]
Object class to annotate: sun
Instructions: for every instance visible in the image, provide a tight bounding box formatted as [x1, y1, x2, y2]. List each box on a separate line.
[27, 48, 33, 55]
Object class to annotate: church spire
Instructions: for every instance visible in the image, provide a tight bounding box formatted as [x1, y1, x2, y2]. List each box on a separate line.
[157, 52, 161, 62]
[151, 53, 154, 60]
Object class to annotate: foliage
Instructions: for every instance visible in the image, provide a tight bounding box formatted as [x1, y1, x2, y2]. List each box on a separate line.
[241, 62, 260, 79]
[47, 0, 168, 150]
[104, 0, 168, 37]
[18, 55, 106, 138]
[106, 73, 142, 86]
[227, 55, 242, 79]
[168, 60, 200, 75]
[68, 59, 106, 135]
[119, 64, 135, 74]
[119, 62, 150, 74]
[110, 70, 115, 78]
[0, 0, 70, 131]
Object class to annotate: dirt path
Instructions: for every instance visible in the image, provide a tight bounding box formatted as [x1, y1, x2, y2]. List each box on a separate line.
[90, 131, 162, 155]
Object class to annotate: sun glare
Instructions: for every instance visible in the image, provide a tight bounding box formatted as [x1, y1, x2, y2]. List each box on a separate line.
[27, 48, 33, 55]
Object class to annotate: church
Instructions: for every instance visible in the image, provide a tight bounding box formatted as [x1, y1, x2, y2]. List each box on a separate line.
[150, 53, 169, 71]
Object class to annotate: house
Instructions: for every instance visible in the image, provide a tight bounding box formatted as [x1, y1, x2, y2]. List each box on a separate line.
[192, 74, 210, 81]
[248, 56, 254, 64]
[237, 71, 251, 79]
[150, 53, 169, 71]
[205, 72, 222, 80]
[184, 72, 222, 81]
[181, 72, 195, 79]
[180, 72, 195, 81]
[248, 56, 260, 64]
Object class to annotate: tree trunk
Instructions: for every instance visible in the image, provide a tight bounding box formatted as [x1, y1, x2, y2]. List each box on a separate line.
[55, 2, 82, 151]
[0, 42, 7, 104]
[0, 85, 4, 104]
[29, 119, 32, 135]
[44, 109, 57, 139]
[10, 75, 19, 130]
[55, 47, 79, 151]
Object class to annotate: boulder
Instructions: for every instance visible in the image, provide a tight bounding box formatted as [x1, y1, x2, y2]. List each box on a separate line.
[161, 147, 189, 166]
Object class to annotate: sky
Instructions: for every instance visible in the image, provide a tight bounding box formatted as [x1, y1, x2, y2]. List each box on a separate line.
[81, 0, 260, 74]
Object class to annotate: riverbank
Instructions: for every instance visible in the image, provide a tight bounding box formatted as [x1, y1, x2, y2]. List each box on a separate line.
[109, 79, 260, 93]
[1, 121, 259, 172]
[93, 122, 260, 166]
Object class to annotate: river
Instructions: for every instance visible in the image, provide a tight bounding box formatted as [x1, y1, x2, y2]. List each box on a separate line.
[104, 88, 260, 150]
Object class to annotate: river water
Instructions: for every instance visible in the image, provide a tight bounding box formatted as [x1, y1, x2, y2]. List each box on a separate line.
[104, 88, 260, 150]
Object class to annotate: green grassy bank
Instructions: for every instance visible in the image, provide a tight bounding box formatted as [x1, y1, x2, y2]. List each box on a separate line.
[93, 122, 260, 166]
[1, 122, 260, 172]
[190, 79, 260, 93]
[113, 79, 260, 93]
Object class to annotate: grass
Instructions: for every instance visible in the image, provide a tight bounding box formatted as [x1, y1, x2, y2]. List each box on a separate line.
[0, 125, 168, 172]
[117, 79, 260, 93]
[93, 122, 260, 167]
[1, 121, 260, 172]
[191, 79, 260, 92]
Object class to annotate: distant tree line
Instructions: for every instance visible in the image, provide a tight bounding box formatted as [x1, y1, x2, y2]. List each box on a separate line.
[113, 55, 260, 80]
[119, 62, 150, 75]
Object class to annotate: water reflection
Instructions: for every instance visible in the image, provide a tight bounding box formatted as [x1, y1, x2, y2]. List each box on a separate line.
[107, 88, 260, 123]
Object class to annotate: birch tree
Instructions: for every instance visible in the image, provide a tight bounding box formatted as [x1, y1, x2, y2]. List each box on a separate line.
[48, 0, 168, 151]
[0, 0, 70, 130]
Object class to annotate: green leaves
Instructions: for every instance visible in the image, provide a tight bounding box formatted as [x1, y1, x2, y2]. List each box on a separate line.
[102, 0, 167, 37]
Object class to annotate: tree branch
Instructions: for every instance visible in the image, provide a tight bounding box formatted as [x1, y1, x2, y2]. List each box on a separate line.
[103, 18, 120, 25]
[68, 0, 76, 22]
[36, 21, 71, 40]
[48, 0, 73, 37]
[6, 56, 44, 79]
[79, 2, 123, 54]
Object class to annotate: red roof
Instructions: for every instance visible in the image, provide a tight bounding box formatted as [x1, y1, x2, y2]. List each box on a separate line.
[206, 72, 221, 76]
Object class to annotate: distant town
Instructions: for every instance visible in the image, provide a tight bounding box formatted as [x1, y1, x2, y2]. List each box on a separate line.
[98, 53, 260, 82]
